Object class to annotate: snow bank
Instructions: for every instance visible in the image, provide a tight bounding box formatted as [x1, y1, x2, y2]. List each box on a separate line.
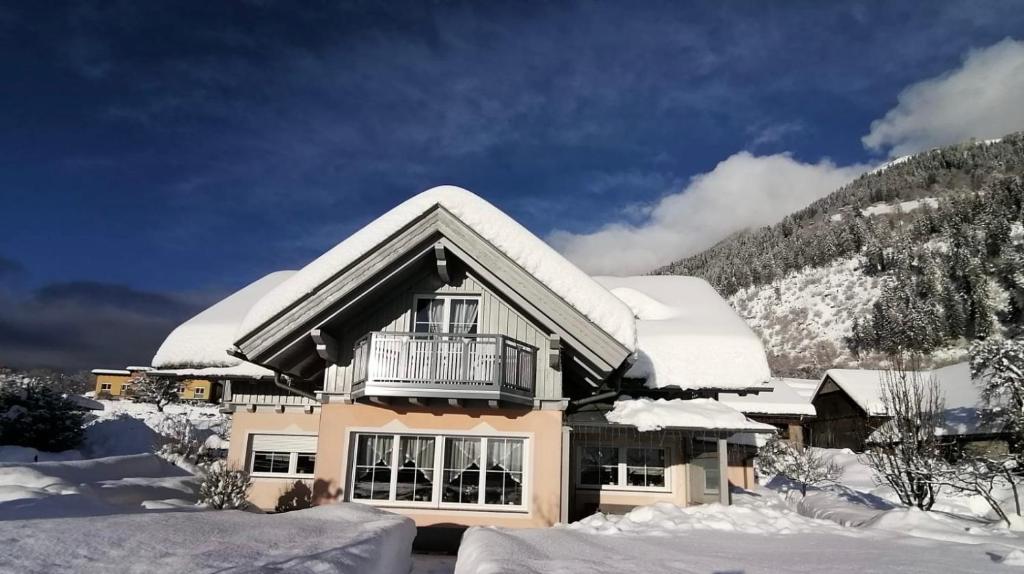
[0, 503, 415, 574]
[594, 275, 771, 390]
[239, 186, 637, 351]
[0, 453, 198, 520]
[455, 494, 1013, 574]
[605, 397, 776, 432]
[152, 270, 294, 370]
[569, 498, 848, 536]
[83, 401, 227, 458]
[720, 378, 816, 416]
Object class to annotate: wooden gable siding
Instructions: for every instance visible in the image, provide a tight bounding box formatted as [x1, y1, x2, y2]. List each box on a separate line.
[323, 262, 560, 400]
[230, 378, 318, 406]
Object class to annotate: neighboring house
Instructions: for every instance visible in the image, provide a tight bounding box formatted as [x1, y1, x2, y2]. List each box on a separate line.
[808, 362, 1006, 452]
[91, 366, 151, 398]
[154, 186, 776, 531]
[719, 378, 817, 446]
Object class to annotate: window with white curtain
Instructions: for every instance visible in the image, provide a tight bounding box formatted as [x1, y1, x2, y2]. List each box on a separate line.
[412, 296, 479, 334]
[350, 432, 526, 510]
[578, 445, 667, 490]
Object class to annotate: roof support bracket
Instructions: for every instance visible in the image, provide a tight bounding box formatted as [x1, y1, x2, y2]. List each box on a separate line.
[310, 328, 339, 363]
[434, 243, 450, 284]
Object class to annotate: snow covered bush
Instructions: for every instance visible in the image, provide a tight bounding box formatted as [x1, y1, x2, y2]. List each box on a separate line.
[756, 435, 843, 496]
[156, 413, 202, 461]
[198, 463, 252, 510]
[862, 366, 947, 510]
[0, 372, 85, 451]
[939, 455, 1021, 527]
[132, 374, 180, 412]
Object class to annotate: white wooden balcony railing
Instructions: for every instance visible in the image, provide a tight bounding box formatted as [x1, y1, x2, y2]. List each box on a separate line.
[351, 332, 536, 403]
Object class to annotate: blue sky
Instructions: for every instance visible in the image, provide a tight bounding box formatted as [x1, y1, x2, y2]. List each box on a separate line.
[1, 1, 1023, 369]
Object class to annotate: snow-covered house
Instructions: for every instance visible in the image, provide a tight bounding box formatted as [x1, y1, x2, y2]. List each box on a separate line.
[808, 363, 1007, 452]
[155, 186, 776, 530]
[91, 366, 152, 399]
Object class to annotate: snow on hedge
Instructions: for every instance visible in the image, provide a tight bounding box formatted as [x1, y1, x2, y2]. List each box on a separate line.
[605, 397, 776, 432]
[238, 186, 637, 350]
[594, 275, 770, 390]
[719, 378, 816, 416]
[0, 503, 415, 574]
[151, 270, 295, 371]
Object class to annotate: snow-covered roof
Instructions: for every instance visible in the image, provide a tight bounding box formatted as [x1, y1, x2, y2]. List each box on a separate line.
[719, 378, 817, 417]
[91, 369, 130, 376]
[781, 378, 819, 400]
[237, 186, 637, 351]
[593, 275, 771, 391]
[604, 397, 777, 433]
[152, 271, 295, 375]
[125, 366, 153, 372]
[822, 363, 993, 437]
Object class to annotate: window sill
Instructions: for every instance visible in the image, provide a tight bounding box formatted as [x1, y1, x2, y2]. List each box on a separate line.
[250, 473, 316, 480]
[575, 485, 672, 494]
[351, 499, 528, 513]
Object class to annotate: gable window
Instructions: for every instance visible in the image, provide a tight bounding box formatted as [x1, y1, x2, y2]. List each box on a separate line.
[248, 434, 317, 478]
[350, 432, 525, 510]
[578, 445, 668, 491]
[413, 296, 479, 334]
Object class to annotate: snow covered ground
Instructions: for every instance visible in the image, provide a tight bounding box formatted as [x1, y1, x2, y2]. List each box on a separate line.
[0, 401, 417, 573]
[456, 491, 1023, 574]
[0, 502, 415, 574]
[455, 448, 1024, 574]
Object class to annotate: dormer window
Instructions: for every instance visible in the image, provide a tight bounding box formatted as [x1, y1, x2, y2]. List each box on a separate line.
[413, 296, 479, 334]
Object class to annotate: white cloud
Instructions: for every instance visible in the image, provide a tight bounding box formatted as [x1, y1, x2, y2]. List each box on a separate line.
[863, 38, 1024, 157]
[549, 152, 869, 275]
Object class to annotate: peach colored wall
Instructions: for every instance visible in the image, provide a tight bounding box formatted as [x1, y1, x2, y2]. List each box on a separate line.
[315, 402, 564, 528]
[227, 410, 322, 510]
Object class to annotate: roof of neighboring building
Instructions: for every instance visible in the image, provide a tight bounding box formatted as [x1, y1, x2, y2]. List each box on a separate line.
[151, 271, 295, 376]
[781, 378, 819, 399]
[235, 186, 637, 352]
[820, 363, 995, 437]
[593, 275, 772, 392]
[719, 378, 817, 417]
[91, 369, 130, 376]
[125, 366, 153, 372]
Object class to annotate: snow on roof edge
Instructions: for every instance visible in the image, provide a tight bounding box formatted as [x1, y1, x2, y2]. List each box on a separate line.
[604, 397, 777, 433]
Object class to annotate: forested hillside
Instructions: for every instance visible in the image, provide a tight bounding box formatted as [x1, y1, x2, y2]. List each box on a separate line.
[657, 133, 1024, 377]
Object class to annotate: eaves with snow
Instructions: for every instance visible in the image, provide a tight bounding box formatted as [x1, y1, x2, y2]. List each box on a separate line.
[150, 271, 296, 378]
[593, 275, 772, 392]
[605, 397, 777, 433]
[719, 378, 816, 417]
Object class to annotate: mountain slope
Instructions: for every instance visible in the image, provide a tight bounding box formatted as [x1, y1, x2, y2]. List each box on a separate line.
[657, 133, 1024, 377]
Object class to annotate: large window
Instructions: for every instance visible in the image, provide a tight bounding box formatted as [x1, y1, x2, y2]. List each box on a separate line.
[578, 445, 667, 490]
[413, 296, 480, 334]
[351, 432, 525, 510]
[248, 434, 317, 478]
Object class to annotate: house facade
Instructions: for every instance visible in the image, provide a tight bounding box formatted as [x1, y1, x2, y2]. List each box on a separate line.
[152, 186, 776, 528]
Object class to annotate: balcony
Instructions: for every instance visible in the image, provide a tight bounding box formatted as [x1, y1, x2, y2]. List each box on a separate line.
[351, 332, 537, 404]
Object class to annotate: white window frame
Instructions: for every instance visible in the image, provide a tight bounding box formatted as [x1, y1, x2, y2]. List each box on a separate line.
[99, 383, 112, 391]
[247, 433, 318, 480]
[193, 386, 205, 398]
[347, 430, 529, 513]
[576, 445, 671, 493]
[410, 294, 481, 333]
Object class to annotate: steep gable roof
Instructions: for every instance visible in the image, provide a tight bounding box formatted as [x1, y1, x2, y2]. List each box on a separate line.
[237, 187, 636, 351]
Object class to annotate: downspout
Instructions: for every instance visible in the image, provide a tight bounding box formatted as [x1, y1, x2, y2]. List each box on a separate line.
[273, 371, 318, 401]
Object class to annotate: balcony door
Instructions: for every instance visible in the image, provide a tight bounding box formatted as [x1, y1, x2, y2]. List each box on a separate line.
[413, 296, 479, 334]
[411, 296, 483, 383]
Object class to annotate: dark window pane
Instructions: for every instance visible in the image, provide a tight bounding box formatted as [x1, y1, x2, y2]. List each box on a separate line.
[296, 453, 316, 475]
[395, 436, 435, 502]
[252, 451, 290, 474]
[443, 437, 482, 503]
[580, 446, 619, 486]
